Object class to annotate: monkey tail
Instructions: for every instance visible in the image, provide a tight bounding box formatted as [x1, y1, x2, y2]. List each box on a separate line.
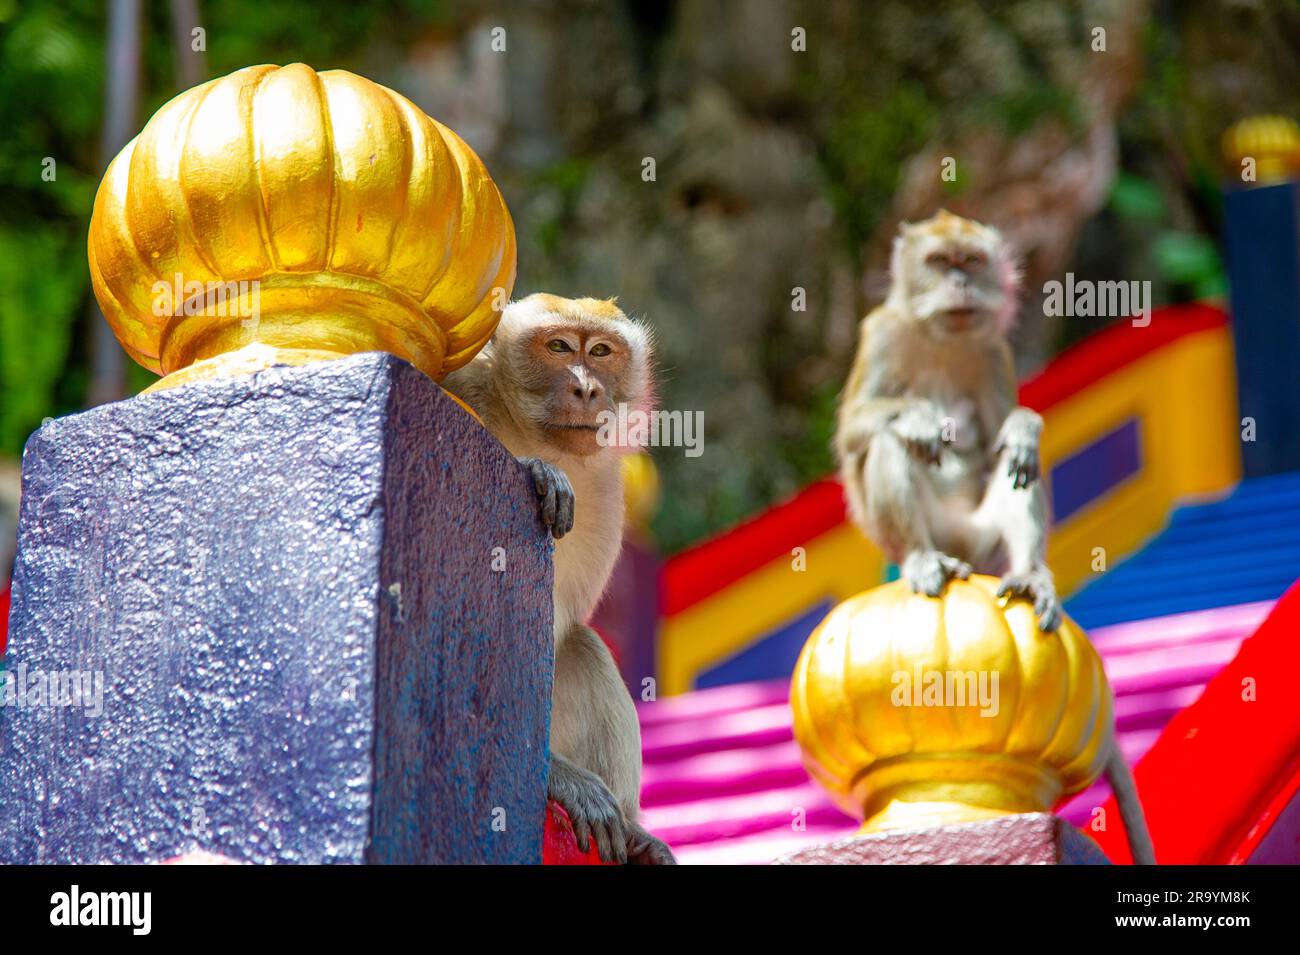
[1104, 747, 1156, 865]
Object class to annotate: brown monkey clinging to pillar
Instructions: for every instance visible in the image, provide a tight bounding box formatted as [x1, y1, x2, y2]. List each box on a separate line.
[443, 293, 675, 865]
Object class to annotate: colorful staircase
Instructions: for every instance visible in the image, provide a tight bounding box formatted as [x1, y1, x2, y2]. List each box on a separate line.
[638, 472, 1300, 864]
[1066, 470, 1300, 627]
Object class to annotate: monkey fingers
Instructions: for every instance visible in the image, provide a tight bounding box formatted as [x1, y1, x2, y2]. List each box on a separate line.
[997, 571, 1061, 632]
[518, 456, 576, 539]
[910, 437, 944, 467]
[1033, 591, 1062, 633]
[890, 426, 942, 466]
[902, 550, 972, 598]
[892, 405, 947, 467]
[1002, 443, 1040, 489]
[994, 413, 1043, 489]
[547, 756, 628, 864]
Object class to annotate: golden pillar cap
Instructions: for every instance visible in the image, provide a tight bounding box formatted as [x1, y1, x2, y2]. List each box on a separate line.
[622, 453, 661, 535]
[87, 63, 516, 392]
[1222, 115, 1300, 185]
[791, 575, 1112, 832]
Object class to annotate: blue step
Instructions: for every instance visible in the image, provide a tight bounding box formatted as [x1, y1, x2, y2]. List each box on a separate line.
[1066, 471, 1300, 629]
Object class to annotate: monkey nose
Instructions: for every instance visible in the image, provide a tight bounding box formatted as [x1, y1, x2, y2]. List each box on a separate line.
[571, 381, 603, 406]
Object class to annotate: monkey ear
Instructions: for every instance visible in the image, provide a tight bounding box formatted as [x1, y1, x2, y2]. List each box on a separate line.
[995, 235, 1024, 292]
[889, 233, 910, 278]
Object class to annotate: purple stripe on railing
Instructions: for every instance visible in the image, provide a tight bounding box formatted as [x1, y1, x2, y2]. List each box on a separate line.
[1085, 601, 1271, 653]
[637, 678, 790, 727]
[641, 702, 794, 764]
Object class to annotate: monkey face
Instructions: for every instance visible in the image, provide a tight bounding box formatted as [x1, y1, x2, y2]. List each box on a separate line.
[479, 293, 654, 458]
[893, 211, 1018, 338]
[504, 324, 629, 457]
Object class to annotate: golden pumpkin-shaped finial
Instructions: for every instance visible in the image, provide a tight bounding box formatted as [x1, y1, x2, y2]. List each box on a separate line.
[791, 575, 1112, 833]
[622, 453, 660, 536]
[1222, 115, 1300, 185]
[88, 63, 516, 391]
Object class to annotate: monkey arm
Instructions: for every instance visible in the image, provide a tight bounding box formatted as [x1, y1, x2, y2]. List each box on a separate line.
[838, 396, 952, 470]
[837, 310, 950, 462]
[835, 396, 913, 458]
[993, 407, 1044, 489]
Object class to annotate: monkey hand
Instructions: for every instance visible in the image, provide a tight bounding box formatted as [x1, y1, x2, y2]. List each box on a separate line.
[902, 549, 972, 598]
[994, 409, 1043, 489]
[518, 457, 575, 539]
[997, 567, 1061, 632]
[548, 754, 629, 864]
[891, 402, 948, 466]
[626, 822, 678, 865]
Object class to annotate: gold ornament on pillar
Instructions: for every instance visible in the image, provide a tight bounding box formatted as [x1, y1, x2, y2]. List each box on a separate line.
[621, 453, 660, 539]
[791, 575, 1112, 834]
[87, 63, 516, 393]
[1222, 115, 1300, 186]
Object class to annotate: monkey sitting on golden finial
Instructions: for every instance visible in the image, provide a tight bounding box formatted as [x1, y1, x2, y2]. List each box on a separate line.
[829, 210, 1155, 864]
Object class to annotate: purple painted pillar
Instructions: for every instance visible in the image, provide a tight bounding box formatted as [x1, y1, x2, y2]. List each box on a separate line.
[0, 353, 553, 864]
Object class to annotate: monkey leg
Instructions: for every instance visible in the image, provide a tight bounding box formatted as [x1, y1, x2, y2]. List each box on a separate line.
[972, 456, 1061, 631]
[549, 623, 676, 864]
[864, 431, 972, 597]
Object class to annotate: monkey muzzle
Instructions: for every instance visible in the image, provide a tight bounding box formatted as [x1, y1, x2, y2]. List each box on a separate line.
[944, 306, 979, 333]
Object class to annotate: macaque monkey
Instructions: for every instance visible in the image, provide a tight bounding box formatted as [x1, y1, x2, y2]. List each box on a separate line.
[837, 209, 1058, 628]
[835, 210, 1155, 864]
[444, 293, 675, 865]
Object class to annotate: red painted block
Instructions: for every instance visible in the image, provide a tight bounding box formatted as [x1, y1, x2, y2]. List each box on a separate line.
[0, 581, 8, 658]
[1088, 580, 1300, 863]
[543, 800, 613, 865]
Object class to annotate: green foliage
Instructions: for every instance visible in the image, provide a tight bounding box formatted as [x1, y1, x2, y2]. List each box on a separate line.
[180, 0, 447, 81]
[1109, 172, 1166, 222]
[774, 380, 839, 486]
[0, 0, 455, 460]
[0, 0, 1275, 557]
[972, 83, 1084, 138]
[0, 226, 85, 455]
[0, 1, 104, 458]
[1154, 231, 1226, 299]
[529, 157, 593, 260]
[816, 81, 934, 252]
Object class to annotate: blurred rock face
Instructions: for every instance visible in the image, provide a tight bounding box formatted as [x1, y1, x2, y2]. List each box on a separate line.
[373, 1, 851, 548]
[356, 0, 1284, 550]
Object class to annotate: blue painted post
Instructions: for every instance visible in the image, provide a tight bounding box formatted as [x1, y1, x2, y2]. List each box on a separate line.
[0, 353, 553, 864]
[1222, 180, 1300, 477]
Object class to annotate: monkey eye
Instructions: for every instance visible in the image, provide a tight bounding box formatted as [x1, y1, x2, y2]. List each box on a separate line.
[925, 252, 948, 268]
[547, 339, 572, 353]
[962, 251, 988, 270]
[589, 343, 612, 357]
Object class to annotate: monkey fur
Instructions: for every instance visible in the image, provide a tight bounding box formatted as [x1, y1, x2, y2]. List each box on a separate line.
[444, 293, 675, 865]
[835, 210, 1155, 864]
[836, 210, 1059, 628]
